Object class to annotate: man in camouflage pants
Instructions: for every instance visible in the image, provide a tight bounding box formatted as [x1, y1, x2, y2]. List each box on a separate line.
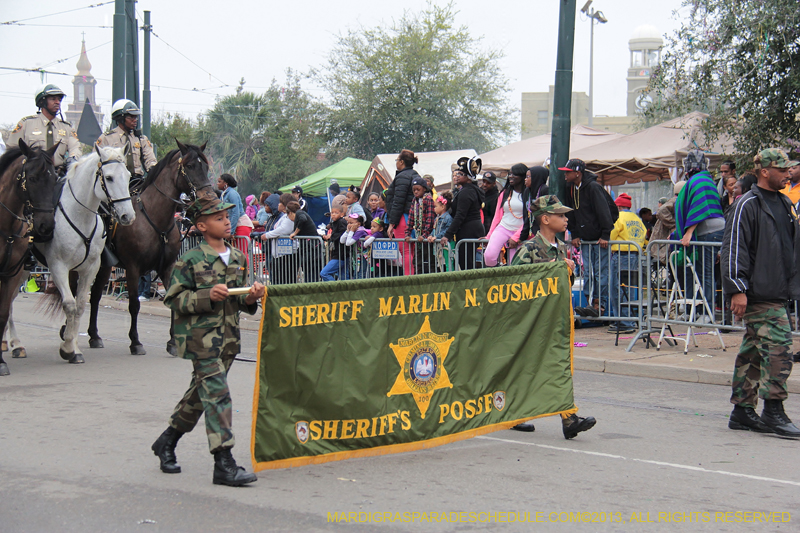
[152, 193, 266, 485]
[721, 148, 800, 437]
[508, 195, 597, 439]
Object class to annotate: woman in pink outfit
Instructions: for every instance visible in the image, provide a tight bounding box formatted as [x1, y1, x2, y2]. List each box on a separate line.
[484, 163, 527, 266]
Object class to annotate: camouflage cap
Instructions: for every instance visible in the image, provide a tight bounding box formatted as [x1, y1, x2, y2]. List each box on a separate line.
[531, 195, 573, 218]
[186, 193, 233, 224]
[754, 148, 799, 169]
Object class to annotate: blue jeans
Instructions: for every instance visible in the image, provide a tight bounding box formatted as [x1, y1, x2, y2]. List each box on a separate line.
[138, 272, 151, 297]
[581, 243, 610, 314]
[610, 252, 639, 328]
[694, 229, 724, 314]
[320, 259, 346, 281]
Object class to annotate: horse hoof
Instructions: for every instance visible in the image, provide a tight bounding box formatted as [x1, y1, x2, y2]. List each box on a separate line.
[11, 347, 27, 358]
[89, 338, 104, 349]
[69, 353, 85, 364]
[0, 362, 9, 376]
[59, 325, 66, 341]
[59, 348, 74, 361]
[166, 343, 177, 357]
[130, 345, 146, 356]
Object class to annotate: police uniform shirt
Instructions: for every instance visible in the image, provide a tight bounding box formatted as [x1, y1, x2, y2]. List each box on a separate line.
[96, 125, 157, 176]
[7, 112, 80, 168]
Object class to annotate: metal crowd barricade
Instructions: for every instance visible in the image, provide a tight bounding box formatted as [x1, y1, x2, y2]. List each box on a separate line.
[317, 237, 454, 280]
[452, 239, 488, 271]
[258, 235, 325, 286]
[574, 240, 645, 349]
[637, 239, 740, 354]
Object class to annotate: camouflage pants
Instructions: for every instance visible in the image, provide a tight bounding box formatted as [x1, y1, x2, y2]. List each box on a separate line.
[169, 354, 236, 453]
[730, 302, 793, 408]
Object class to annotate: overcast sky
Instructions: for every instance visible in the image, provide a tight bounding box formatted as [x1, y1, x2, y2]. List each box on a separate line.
[0, 0, 688, 137]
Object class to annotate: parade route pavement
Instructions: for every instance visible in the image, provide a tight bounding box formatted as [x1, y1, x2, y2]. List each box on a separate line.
[2, 293, 799, 532]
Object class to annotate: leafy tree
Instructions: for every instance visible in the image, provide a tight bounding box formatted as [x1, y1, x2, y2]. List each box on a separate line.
[642, 0, 800, 162]
[149, 112, 200, 156]
[198, 71, 329, 195]
[317, 1, 516, 159]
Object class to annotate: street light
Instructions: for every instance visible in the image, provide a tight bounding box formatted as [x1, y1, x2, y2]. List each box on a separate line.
[581, 0, 608, 127]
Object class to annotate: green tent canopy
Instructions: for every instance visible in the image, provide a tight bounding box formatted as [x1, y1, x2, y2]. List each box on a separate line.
[279, 157, 371, 197]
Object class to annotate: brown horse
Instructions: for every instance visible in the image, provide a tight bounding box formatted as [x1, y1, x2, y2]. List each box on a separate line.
[85, 140, 212, 355]
[0, 141, 59, 376]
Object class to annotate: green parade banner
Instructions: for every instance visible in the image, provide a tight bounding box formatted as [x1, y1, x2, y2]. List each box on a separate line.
[251, 261, 576, 470]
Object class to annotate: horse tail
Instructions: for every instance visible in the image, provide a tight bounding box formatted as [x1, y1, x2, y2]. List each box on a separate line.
[35, 283, 65, 318]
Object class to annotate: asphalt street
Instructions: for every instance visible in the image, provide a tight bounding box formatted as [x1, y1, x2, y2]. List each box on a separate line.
[1, 293, 799, 532]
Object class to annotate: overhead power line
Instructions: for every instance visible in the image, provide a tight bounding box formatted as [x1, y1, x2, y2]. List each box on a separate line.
[150, 31, 229, 87]
[1, 1, 113, 25]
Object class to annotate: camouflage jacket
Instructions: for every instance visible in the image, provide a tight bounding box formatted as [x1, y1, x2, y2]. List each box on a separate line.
[164, 241, 257, 360]
[511, 232, 569, 265]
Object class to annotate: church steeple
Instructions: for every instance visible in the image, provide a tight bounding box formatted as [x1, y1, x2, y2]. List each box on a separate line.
[65, 36, 104, 134]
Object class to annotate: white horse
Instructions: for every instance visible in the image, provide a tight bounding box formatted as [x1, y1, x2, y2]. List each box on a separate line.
[23, 145, 135, 363]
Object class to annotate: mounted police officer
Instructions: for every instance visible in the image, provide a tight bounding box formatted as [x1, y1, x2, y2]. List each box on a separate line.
[96, 99, 156, 192]
[7, 84, 81, 174]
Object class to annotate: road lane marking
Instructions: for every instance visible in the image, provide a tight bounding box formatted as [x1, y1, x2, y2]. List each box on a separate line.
[478, 436, 800, 487]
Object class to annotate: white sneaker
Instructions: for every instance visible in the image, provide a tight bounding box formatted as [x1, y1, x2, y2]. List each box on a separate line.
[138, 295, 149, 302]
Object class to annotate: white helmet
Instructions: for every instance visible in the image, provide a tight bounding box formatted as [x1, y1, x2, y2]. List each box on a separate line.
[35, 84, 65, 108]
[111, 99, 141, 121]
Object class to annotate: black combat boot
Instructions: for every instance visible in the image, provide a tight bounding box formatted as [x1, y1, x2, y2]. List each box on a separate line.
[151, 426, 183, 473]
[728, 404, 773, 433]
[562, 414, 597, 440]
[760, 400, 800, 437]
[213, 448, 257, 486]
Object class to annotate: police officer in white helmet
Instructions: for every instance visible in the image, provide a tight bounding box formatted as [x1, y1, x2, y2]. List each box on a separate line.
[96, 99, 157, 191]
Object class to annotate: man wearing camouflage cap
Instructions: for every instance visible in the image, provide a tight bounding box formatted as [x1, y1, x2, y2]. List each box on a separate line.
[721, 148, 800, 437]
[153, 193, 266, 485]
[510, 195, 597, 439]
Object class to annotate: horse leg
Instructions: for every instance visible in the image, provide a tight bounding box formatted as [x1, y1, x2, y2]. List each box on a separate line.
[7, 307, 26, 359]
[157, 265, 177, 356]
[50, 266, 83, 364]
[87, 265, 112, 348]
[0, 271, 28, 375]
[59, 271, 79, 341]
[126, 265, 146, 355]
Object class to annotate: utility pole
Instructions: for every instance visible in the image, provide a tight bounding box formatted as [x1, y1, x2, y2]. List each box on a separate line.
[124, 0, 140, 106]
[582, 1, 608, 127]
[549, 0, 577, 204]
[112, 0, 125, 102]
[142, 10, 151, 138]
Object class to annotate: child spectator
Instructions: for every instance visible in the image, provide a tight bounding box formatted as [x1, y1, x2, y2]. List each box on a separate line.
[428, 191, 453, 272]
[345, 186, 366, 220]
[320, 206, 348, 281]
[341, 213, 369, 279]
[368, 192, 385, 222]
[406, 176, 435, 274]
[364, 217, 387, 277]
[510, 195, 596, 440]
[153, 194, 265, 486]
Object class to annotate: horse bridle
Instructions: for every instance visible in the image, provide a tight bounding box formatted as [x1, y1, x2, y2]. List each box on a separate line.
[94, 157, 132, 221]
[151, 153, 207, 208]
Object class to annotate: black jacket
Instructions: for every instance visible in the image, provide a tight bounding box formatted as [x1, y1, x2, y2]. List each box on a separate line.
[293, 210, 318, 237]
[482, 185, 499, 235]
[721, 186, 800, 301]
[564, 172, 614, 241]
[327, 217, 348, 260]
[445, 182, 485, 241]
[384, 167, 421, 226]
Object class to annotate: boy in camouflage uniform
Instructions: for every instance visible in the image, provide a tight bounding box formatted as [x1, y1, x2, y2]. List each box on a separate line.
[152, 193, 266, 486]
[721, 148, 800, 437]
[509, 195, 597, 439]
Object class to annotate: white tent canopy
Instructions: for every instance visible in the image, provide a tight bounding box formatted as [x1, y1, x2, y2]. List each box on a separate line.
[480, 125, 625, 175]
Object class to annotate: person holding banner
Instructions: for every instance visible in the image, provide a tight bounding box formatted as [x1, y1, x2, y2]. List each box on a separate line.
[153, 194, 265, 486]
[509, 195, 597, 439]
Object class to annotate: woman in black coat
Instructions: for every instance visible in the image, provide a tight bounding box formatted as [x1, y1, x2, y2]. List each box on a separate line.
[385, 149, 421, 274]
[287, 200, 321, 282]
[442, 156, 485, 271]
[519, 165, 551, 241]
